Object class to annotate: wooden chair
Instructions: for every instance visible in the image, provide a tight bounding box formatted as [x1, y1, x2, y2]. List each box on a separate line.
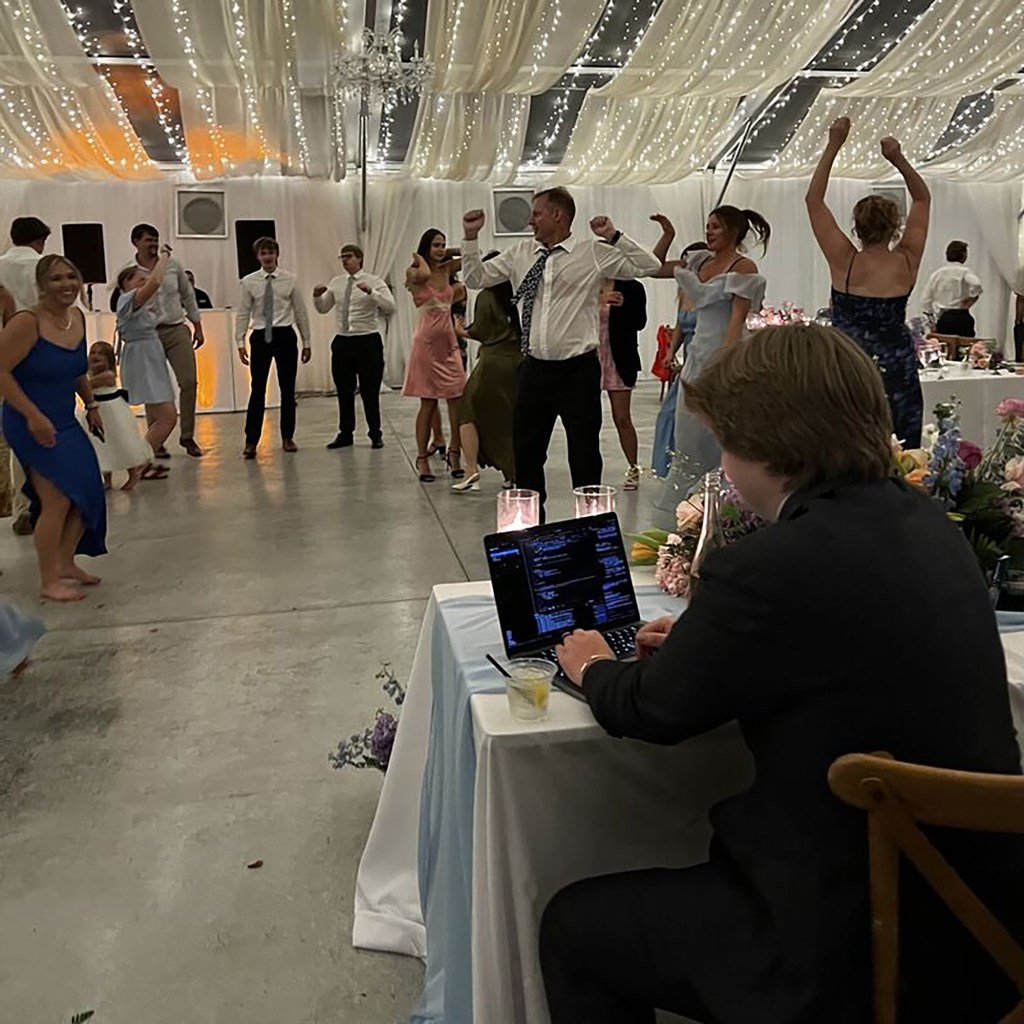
[828, 752, 1024, 1024]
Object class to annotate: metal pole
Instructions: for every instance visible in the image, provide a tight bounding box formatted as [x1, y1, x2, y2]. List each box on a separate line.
[713, 118, 755, 210]
[360, 88, 369, 235]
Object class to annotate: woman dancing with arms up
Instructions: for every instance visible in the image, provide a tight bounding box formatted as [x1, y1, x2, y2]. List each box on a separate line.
[806, 117, 930, 446]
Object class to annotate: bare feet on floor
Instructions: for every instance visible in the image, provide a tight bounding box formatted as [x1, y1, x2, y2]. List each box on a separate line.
[60, 565, 101, 586]
[41, 582, 85, 602]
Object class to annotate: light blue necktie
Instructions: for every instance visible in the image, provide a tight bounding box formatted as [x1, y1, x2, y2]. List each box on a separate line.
[262, 274, 275, 340]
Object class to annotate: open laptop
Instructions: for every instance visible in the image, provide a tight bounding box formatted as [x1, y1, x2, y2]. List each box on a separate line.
[483, 512, 642, 700]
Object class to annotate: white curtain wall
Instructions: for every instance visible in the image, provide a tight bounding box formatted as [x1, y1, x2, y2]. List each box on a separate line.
[1, 175, 1019, 395]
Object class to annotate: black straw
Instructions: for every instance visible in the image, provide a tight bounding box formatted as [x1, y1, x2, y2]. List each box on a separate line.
[486, 653, 512, 678]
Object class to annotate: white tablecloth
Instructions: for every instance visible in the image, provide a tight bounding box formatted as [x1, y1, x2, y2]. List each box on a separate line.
[353, 583, 1024, 1024]
[920, 366, 1024, 446]
[83, 310, 277, 413]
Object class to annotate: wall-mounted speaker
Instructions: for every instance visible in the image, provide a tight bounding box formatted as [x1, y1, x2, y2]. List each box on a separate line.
[61, 223, 107, 284]
[234, 219, 277, 279]
[492, 188, 535, 236]
[177, 189, 227, 238]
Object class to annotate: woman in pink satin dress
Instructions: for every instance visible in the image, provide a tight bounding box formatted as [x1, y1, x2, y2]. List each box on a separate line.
[403, 229, 467, 482]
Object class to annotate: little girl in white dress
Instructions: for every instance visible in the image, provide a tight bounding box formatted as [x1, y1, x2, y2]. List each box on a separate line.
[80, 342, 153, 491]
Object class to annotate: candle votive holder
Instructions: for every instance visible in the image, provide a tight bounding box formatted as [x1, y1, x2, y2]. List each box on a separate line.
[496, 489, 540, 533]
[573, 485, 616, 518]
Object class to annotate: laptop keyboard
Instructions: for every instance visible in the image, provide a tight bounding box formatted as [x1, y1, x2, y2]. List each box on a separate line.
[539, 624, 639, 665]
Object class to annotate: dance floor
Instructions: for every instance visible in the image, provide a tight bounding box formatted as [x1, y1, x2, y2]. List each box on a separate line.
[0, 383, 664, 1024]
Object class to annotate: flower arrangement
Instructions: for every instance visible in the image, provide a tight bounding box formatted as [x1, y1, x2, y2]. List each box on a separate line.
[329, 662, 405, 774]
[895, 400, 1024, 573]
[746, 303, 811, 330]
[629, 484, 767, 597]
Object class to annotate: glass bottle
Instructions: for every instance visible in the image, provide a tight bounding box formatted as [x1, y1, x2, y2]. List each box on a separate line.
[689, 470, 726, 595]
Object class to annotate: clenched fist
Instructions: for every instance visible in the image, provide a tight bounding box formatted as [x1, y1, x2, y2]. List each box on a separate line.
[463, 209, 486, 240]
[880, 136, 903, 163]
[829, 116, 850, 148]
[589, 216, 615, 241]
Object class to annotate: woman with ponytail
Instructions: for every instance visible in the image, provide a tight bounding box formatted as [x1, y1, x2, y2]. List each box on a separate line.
[806, 117, 930, 446]
[649, 207, 768, 509]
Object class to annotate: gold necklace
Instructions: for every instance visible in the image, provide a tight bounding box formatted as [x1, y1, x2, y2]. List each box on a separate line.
[45, 307, 72, 330]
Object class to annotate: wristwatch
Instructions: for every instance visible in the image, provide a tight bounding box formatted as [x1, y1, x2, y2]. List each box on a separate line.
[609, 230, 622, 245]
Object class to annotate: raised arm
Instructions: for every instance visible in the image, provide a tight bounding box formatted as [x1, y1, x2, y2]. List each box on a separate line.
[461, 209, 515, 289]
[405, 253, 431, 290]
[650, 214, 677, 264]
[133, 250, 168, 308]
[313, 283, 335, 314]
[591, 216, 661, 279]
[805, 117, 856, 269]
[883, 136, 930, 274]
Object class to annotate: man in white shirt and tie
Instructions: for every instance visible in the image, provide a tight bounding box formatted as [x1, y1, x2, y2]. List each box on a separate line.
[921, 240, 983, 338]
[462, 188, 661, 514]
[0, 216, 50, 535]
[313, 243, 396, 450]
[236, 237, 311, 458]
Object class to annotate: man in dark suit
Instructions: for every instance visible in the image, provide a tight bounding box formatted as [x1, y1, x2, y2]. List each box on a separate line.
[546, 323, 1024, 1024]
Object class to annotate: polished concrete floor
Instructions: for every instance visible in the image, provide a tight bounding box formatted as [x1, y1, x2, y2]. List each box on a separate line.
[0, 384, 666, 1024]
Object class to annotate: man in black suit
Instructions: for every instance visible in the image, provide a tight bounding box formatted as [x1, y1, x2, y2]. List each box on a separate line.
[547, 323, 1024, 1024]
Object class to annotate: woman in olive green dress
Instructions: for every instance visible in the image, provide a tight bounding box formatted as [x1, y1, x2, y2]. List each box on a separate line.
[452, 257, 522, 492]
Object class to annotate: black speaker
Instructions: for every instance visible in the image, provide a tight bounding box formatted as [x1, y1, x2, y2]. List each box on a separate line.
[61, 223, 107, 284]
[235, 219, 277, 279]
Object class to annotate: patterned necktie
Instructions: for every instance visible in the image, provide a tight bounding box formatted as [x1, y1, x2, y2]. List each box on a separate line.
[512, 248, 553, 355]
[341, 276, 355, 333]
[262, 274, 275, 340]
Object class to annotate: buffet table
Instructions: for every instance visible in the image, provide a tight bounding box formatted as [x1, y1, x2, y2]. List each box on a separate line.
[919, 365, 1024, 446]
[83, 309, 278, 414]
[354, 582, 1024, 1024]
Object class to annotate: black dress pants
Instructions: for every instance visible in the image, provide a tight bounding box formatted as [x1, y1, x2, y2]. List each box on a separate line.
[331, 332, 384, 440]
[245, 326, 298, 444]
[935, 308, 976, 338]
[1014, 322, 1023, 364]
[513, 352, 603, 513]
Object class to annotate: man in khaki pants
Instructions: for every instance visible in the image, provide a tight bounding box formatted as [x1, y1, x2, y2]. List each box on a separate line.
[123, 224, 206, 457]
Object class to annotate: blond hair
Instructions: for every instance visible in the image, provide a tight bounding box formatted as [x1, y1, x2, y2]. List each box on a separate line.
[852, 195, 902, 247]
[35, 254, 81, 292]
[684, 323, 894, 491]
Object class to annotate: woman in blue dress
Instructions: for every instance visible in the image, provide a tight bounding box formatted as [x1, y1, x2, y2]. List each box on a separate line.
[0, 254, 106, 602]
[649, 210, 769, 513]
[806, 117, 930, 447]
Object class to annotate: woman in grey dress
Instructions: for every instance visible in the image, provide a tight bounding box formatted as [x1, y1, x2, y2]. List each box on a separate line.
[115, 248, 177, 474]
[649, 208, 769, 514]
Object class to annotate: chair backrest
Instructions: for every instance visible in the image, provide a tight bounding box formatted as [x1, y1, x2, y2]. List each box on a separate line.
[828, 752, 1024, 1024]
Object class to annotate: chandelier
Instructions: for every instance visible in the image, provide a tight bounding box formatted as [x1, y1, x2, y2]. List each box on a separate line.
[333, 29, 434, 231]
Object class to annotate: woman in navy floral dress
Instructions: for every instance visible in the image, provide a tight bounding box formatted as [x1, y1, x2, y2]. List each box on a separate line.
[805, 117, 930, 446]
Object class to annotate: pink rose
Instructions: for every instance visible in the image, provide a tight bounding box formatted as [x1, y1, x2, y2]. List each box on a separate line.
[675, 498, 703, 534]
[996, 399, 1024, 421]
[957, 440, 983, 471]
[1004, 457, 1024, 492]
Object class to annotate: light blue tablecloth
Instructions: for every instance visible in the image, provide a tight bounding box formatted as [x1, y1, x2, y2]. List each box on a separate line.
[411, 584, 682, 1024]
[409, 593, 1024, 1024]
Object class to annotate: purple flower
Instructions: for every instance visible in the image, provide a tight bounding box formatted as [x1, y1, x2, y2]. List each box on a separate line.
[957, 440, 983, 471]
[369, 711, 398, 767]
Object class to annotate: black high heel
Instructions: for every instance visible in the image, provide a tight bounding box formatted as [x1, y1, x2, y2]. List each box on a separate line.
[416, 454, 436, 482]
[447, 450, 465, 480]
[427, 442, 447, 458]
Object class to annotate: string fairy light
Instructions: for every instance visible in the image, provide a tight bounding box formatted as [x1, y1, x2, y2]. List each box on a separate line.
[1, 0, 151, 177]
[524, 0, 659, 169]
[228, 0, 270, 167]
[279, 0, 311, 172]
[59, 0, 190, 166]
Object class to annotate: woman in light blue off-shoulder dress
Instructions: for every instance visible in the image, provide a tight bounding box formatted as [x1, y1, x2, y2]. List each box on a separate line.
[649, 207, 769, 516]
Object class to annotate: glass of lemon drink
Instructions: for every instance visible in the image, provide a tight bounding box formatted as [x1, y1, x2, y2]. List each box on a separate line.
[505, 658, 557, 722]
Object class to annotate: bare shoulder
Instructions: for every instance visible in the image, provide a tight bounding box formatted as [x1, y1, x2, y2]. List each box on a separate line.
[732, 257, 759, 275]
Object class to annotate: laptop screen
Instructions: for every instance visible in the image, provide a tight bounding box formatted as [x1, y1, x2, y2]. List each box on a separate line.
[484, 512, 640, 657]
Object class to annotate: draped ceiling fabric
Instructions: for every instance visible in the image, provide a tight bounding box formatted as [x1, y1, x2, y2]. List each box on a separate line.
[926, 91, 1024, 182]
[0, 0, 154, 179]
[562, 0, 854, 185]
[408, 0, 605, 181]
[768, 0, 1024, 177]
[840, 0, 1024, 98]
[131, 0, 348, 181]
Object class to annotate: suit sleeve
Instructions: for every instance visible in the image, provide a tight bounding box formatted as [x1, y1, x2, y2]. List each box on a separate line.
[585, 540, 803, 744]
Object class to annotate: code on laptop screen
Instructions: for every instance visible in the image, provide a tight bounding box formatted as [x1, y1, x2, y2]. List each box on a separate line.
[486, 514, 639, 656]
